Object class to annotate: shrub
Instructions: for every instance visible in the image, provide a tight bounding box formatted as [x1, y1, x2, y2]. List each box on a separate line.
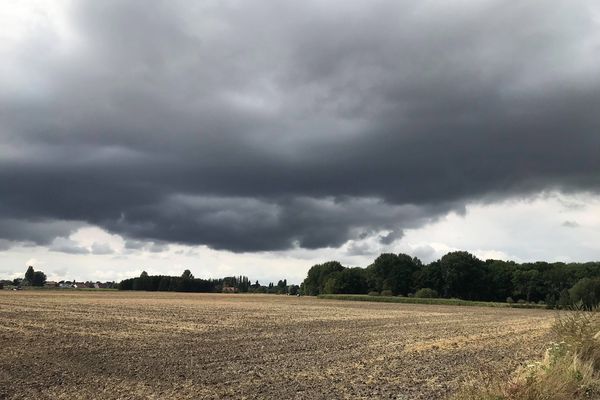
[569, 278, 600, 310]
[558, 288, 572, 309]
[414, 288, 438, 298]
[506, 296, 514, 304]
[380, 290, 394, 297]
[368, 291, 380, 296]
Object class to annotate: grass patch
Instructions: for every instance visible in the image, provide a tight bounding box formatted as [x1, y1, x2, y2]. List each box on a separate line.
[317, 294, 546, 309]
[453, 305, 600, 400]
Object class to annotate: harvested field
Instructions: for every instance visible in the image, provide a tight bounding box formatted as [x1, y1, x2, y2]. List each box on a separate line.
[0, 291, 554, 399]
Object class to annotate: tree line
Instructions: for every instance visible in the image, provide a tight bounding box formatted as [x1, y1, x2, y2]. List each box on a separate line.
[118, 270, 299, 294]
[7, 266, 48, 287]
[301, 251, 600, 309]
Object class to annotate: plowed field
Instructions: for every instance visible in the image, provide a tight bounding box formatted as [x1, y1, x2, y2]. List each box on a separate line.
[0, 291, 554, 399]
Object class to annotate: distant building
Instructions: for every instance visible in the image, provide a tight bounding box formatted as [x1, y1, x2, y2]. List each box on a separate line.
[222, 286, 238, 293]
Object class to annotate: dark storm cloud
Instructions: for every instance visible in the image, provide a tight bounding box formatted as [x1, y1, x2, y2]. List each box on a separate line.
[1, 0, 599, 251]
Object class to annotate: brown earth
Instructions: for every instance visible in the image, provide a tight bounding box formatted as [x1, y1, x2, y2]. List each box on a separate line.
[0, 291, 554, 399]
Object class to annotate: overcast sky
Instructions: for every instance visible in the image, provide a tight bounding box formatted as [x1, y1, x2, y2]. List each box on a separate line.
[1, 0, 599, 283]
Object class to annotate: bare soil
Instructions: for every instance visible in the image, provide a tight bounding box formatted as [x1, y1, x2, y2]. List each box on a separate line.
[0, 291, 554, 399]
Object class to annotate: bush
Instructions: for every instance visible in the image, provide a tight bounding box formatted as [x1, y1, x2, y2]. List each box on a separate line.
[414, 288, 438, 298]
[368, 291, 380, 296]
[506, 296, 515, 304]
[558, 288, 572, 309]
[569, 278, 600, 310]
[380, 289, 394, 297]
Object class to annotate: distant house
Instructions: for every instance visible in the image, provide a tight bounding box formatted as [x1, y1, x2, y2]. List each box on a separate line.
[94, 282, 108, 289]
[74, 282, 88, 289]
[44, 281, 58, 288]
[222, 286, 238, 293]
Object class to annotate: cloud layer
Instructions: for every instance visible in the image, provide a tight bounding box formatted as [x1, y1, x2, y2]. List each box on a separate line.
[1, 0, 599, 252]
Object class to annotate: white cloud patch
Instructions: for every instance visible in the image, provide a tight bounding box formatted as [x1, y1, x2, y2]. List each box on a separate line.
[395, 192, 600, 263]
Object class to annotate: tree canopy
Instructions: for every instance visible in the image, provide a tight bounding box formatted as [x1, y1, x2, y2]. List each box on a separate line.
[301, 251, 600, 308]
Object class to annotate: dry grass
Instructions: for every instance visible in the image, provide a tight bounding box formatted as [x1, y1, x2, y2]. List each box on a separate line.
[454, 307, 600, 400]
[0, 291, 554, 399]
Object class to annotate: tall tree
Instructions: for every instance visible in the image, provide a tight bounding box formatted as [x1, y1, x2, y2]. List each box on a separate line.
[24, 266, 35, 283]
[438, 251, 484, 299]
[366, 253, 419, 295]
[303, 261, 345, 295]
[31, 271, 47, 287]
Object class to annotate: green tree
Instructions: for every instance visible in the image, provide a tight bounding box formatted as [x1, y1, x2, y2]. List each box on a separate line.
[366, 253, 419, 295]
[512, 269, 542, 302]
[31, 271, 47, 287]
[484, 260, 515, 301]
[24, 266, 35, 284]
[558, 288, 572, 308]
[181, 269, 194, 280]
[158, 277, 170, 291]
[569, 278, 600, 310]
[439, 251, 484, 299]
[302, 261, 345, 295]
[414, 261, 443, 294]
[323, 268, 368, 294]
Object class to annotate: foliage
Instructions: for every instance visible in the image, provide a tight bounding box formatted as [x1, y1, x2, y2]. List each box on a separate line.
[20, 266, 47, 287]
[414, 288, 438, 298]
[569, 278, 600, 310]
[119, 271, 252, 293]
[118, 272, 286, 294]
[303, 261, 345, 296]
[24, 266, 34, 284]
[31, 271, 47, 287]
[323, 268, 368, 294]
[366, 253, 419, 295]
[302, 251, 600, 308]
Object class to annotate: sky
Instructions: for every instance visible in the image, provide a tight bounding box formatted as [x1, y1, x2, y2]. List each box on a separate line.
[1, 0, 599, 283]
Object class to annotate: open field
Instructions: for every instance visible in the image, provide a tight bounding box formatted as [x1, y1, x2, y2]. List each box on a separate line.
[0, 291, 555, 399]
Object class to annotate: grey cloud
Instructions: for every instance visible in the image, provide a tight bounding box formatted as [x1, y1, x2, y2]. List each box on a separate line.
[147, 242, 169, 253]
[0, 219, 84, 246]
[0, 239, 11, 251]
[410, 245, 438, 263]
[0, 1, 599, 252]
[90, 242, 114, 255]
[49, 237, 89, 255]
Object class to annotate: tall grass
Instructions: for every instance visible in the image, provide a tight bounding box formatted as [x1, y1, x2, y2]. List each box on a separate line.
[317, 294, 545, 309]
[454, 304, 600, 400]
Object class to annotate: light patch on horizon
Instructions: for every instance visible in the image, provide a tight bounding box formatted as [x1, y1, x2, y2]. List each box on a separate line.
[396, 192, 600, 263]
